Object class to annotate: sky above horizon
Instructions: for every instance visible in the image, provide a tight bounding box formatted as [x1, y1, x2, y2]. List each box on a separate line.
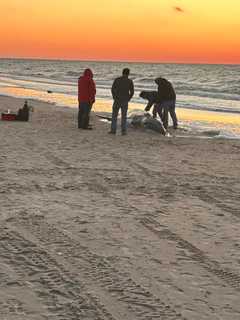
[0, 0, 239, 64]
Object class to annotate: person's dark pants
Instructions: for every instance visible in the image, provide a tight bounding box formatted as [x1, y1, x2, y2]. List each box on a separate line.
[78, 102, 91, 128]
[152, 104, 158, 119]
[157, 100, 177, 129]
[154, 103, 166, 123]
[110, 100, 128, 134]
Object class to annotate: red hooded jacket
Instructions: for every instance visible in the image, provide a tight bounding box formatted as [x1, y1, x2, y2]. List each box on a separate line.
[78, 69, 96, 103]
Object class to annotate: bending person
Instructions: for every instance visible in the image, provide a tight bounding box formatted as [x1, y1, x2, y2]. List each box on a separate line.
[139, 91, 163, 121]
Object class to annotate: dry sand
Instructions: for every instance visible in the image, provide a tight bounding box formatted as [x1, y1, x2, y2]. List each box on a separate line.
[0, 95, 240, 320]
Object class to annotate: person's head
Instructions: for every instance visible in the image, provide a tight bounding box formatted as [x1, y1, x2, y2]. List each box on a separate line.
[83, 68, 93, 78]
[23, 100, 29, 109]
[139, 91, 148, 99]
[122, 68, 130, 77]
[155, 77, 166, 85]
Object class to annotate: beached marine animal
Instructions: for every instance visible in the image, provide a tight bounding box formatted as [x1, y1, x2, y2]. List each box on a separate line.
[96, 112, 166, 135]
[130, 112, 166, 135]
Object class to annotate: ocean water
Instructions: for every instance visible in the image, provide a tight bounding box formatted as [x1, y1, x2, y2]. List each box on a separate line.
[0, 58, 240, 137]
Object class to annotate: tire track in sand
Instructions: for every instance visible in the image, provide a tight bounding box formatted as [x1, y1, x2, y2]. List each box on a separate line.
[140, 215, 240, 291]
[0, 228, 117, 320]
[8, 213, 185, 320]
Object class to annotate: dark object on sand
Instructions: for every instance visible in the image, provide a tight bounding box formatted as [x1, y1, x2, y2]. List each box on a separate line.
[1, 101, 31, 122]
[47, 90, 53, 93]
[202, 130, 221, 137]
[96, 114, 112, 121]
[16, 101, 30, 121]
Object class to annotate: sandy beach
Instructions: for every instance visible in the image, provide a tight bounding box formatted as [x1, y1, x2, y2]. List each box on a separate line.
[0, 95, 240, 320]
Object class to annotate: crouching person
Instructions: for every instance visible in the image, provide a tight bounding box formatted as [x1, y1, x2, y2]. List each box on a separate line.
[16, 101, 30, 121]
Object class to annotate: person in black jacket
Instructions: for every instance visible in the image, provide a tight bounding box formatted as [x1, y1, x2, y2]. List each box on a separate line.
[109, 68, 134, 135]
[155, 78, 178, 129]
[140, 91, 163, 120]
[16, 100, 30, 121]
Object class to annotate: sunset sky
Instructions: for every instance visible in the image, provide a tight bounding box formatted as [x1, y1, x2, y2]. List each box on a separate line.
[0, 0, 239, 64]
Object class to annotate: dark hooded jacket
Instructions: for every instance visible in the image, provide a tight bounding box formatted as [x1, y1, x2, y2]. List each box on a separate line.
[155, 78, 176, 102]
[139, 91, 159, 111]
[78, 69, 96, 103]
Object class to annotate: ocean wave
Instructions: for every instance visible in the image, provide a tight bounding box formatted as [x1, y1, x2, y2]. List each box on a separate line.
[134, 77, 153, 82]
[28, 73, 45, 77]
[177, 102, 240, 114]
[177, 89, 240, 102]
[66, 71, 80, 77]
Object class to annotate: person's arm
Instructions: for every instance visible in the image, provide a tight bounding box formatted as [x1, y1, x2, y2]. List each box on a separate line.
[111, 79, 117, 99]
[144, 100, 154, 112]
[78, 78, 81, 102]
[171, 83, 176, 100]
[129, 80, 134, 101]
[89, 80, 96, 104]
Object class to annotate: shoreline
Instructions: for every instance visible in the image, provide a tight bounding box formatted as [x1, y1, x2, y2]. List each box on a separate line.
[1, 81, 240, 114]
[1, 90, 240, 139]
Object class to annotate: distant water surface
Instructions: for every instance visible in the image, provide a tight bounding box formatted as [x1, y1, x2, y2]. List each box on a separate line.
[0, 59, 240, 112]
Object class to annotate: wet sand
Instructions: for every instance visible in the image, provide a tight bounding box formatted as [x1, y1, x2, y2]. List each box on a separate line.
[0, 95, 240, 320]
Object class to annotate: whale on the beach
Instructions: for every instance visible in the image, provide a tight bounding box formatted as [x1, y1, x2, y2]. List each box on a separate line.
[96, 112, 166, 135]
[129, 112, 166, 135]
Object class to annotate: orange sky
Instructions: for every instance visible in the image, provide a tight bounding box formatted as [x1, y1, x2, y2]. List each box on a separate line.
[0, 0, 239, 63]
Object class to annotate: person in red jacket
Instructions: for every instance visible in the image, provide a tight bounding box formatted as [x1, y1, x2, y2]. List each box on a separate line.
[78, 68, 96, 129]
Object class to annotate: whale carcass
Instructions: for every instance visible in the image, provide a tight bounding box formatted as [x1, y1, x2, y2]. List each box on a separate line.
[96, 112, 166, 135]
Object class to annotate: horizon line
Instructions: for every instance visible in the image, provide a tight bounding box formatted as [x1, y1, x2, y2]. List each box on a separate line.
[0, 56, 239, 66]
